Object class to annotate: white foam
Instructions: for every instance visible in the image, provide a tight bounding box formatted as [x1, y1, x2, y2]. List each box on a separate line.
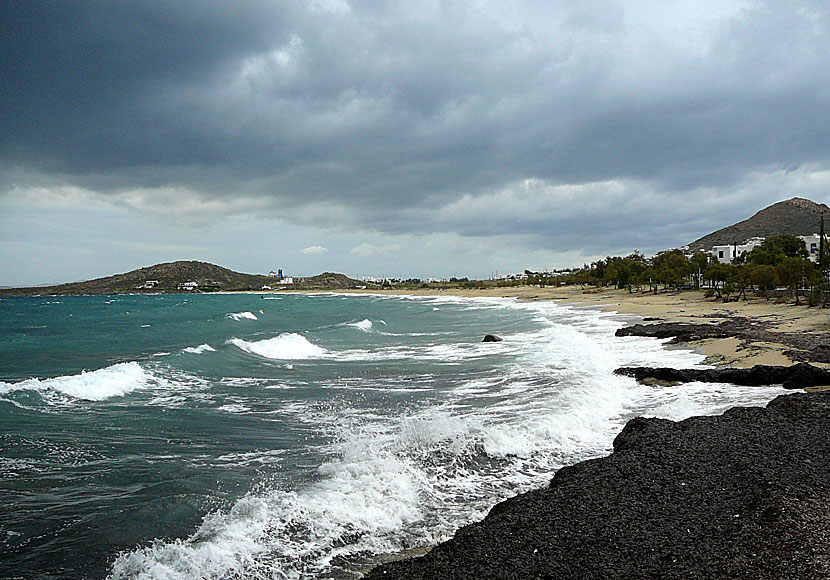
[107, 294, 791, 580]
[227, 311, 258, 321]
[347, 318, 375, 332]
[107, 423, 430, 580]
[227, 333, 326, 360]
[217, 403, 251, 414]
[183, 344, 216, 355]
[0, 362, 152, 401]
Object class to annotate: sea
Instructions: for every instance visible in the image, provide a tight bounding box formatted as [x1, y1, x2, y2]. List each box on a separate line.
[0, 292, 788, 580]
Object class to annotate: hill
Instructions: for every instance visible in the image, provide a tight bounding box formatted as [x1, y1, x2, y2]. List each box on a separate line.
[688, 197, 828, 251]
[0, 261, 366, 295]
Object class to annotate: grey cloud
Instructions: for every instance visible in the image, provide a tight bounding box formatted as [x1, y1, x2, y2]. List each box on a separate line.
[2, 1, 830, 254]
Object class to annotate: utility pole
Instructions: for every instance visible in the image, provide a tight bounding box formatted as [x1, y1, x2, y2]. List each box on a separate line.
[820, 211, 826, 274]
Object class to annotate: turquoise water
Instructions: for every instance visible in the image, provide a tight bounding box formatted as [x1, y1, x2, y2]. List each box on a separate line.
[0, 293, 787, 579]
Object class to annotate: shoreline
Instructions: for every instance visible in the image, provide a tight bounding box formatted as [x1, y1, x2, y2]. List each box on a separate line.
[326, 286, 830, 368]
[322, 285, 829, 577]
[365, 391, 830, 580]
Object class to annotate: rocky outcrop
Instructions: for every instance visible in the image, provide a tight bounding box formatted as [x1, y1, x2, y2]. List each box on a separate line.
[365, 392, 830, 580]
[615, 320, 754, 342]
[482, 335, 503, 342]
[614, 362, 830, 390]
[616, 320, 830, 364]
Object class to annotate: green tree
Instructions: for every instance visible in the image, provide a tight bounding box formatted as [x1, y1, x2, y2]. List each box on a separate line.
[705, 262, 737, 299]
[775, 257, 813, 304]
[747, 264, 776, 297]
[746, 234, 809, 266]
[652, 249, 692, 291]
[690, 251, 710, 289]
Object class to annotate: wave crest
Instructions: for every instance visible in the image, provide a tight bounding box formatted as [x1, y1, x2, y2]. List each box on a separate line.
[227, 334, 326, 360]
[228, 311, 258, 321]
[0, 362, 152, 401]
[183, 344, 216, 355]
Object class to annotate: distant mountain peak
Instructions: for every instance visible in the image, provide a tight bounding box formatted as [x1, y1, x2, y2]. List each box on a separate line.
[689, 197, 828, 251]
[783, 196, 826, 210]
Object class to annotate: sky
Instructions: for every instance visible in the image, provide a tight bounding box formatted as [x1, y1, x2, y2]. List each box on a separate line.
[2, 1, 830, 286]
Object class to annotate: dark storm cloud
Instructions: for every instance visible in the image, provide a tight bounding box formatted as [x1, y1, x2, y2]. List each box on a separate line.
[3, 1, 830, 253]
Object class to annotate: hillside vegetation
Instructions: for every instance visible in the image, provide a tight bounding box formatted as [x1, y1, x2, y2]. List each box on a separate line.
[0, 261, 365, 295]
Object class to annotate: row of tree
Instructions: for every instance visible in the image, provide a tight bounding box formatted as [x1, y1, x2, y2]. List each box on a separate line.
[529, 235, 829, 304]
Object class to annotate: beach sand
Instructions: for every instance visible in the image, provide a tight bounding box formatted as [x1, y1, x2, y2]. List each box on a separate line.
[334, 286, 830, 368]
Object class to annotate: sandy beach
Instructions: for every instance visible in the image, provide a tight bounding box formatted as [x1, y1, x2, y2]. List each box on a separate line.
[334, 285, 830, 369]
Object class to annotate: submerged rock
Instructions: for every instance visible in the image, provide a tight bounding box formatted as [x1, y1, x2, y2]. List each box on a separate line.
[365, 392, 830, 580]
[614, 362, 830, 390]
[482, 335, 503, 342]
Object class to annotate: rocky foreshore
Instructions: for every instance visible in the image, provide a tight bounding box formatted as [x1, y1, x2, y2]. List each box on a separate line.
[366, 392, 830, 579]
[615, 320, 830, 364]
[614, 362, 830, 390]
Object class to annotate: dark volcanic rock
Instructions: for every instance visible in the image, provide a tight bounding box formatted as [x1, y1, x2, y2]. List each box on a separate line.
[365, 392, 830, 580]
[616, 320, 830, 364]
[615, 362, 830, 390]
[615, 320, 752, 342]
[482, 335, 503, 342]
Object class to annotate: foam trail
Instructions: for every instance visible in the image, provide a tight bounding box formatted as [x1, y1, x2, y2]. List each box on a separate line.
[0, 362, 151, 401]
[228, 311, 258, 321]
[228, 333, 326, 360]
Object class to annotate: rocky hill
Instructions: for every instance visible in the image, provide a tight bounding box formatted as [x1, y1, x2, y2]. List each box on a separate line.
[689, 197, 828, 251]
[0, 261, 365, 295]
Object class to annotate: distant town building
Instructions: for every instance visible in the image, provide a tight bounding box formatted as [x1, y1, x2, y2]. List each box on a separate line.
[281, 277, 294, 285]
[139, 280, 159, 289]
[178, 281, 199, 291]
[359, 276, 403, 284]
[799, 234, 821, 262]
[711, 237, 765, 264]
[709, 235, 825, 264]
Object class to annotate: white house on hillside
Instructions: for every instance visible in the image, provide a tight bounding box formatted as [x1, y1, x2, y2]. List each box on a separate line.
[711, 237, 765, 264]
[799, 234, 821, 262]
[711, 234, 825, 264]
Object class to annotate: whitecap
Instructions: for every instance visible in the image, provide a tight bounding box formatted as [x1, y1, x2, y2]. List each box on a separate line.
[227, 333, 326, 360]
[217, 403, 251, 414]
[347, 319, 374, 332]
[183, 344, 216, 355]
[0, 362, 152, 401]
[227, 311, 258, 321]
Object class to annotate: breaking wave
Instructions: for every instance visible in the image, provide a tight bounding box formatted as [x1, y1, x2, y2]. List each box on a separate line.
[183, 344, 216, 355]
[227, 333, 327, 360]
[228, 311, 258, 321]
[0, 362, 153, 402]
[347, 318, 375, 332]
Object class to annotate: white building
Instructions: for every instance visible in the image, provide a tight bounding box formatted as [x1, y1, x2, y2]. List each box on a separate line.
[799, 234, 822, 262]
[711, 237, 765, 264]
[178, 281, 199, 291]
